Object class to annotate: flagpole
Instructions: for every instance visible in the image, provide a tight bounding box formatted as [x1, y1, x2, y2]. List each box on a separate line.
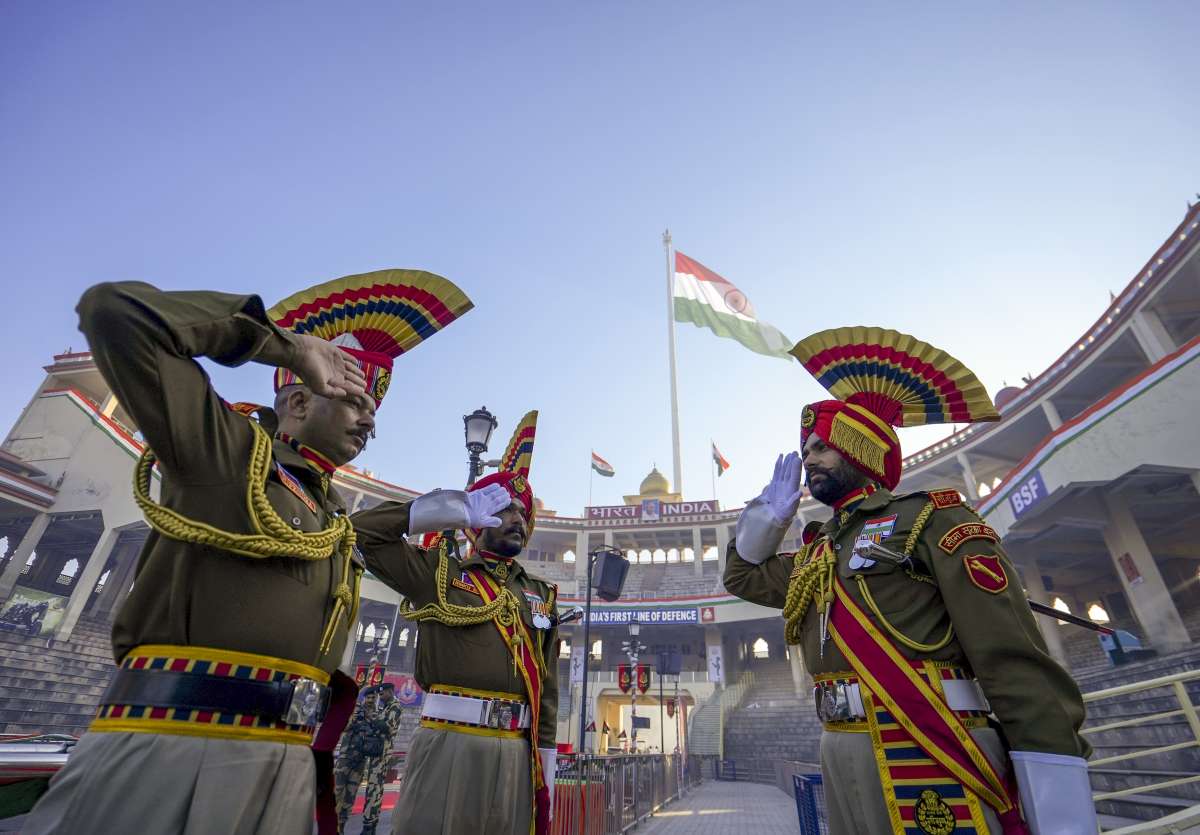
[664, 229, 683, 498]
[711, 441, 716, 502]
[589, 454, 595, 509]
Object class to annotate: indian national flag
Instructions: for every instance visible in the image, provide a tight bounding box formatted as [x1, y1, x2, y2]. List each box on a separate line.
[712, 442, 730, 477]
[591, 451, 615, 477]
[673, 251, 791, 360]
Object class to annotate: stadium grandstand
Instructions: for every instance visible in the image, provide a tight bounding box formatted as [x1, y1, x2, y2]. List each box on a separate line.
[1, 202, 1199, 829]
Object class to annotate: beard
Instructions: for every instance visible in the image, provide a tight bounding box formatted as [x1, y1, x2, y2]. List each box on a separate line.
[805, 457, 870, 506]
[478, 527, 525, 558]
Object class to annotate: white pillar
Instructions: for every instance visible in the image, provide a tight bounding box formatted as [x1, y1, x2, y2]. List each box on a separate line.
[956, 452, 980, 502]
[1018, 555, 1069, 667]
[603, 530, 614, 548]
[0, 512, 51, 601]
[93, 534, 145, 618]
[55, 526, 120, 641]
[715, 524, 731, 575]
[1101, 492, 1191, 653]
[1129, 309, 1176, 363]
[574, 530, 589, 582]
[1041, 400, 1063, 431]
[692, 526, 704, 576]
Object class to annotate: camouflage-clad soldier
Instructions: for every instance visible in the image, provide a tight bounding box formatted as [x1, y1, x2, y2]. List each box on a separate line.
[352, 412, 559, 835]
[724, 327, 1096, 835]
[336, 688, 381, 832]
[23, 273, 471, 835]
[362, 684, 404, 833]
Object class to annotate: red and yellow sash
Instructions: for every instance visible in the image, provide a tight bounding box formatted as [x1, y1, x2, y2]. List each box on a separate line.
[468, 567, 546, 834]
[828, 575, 1028, 834]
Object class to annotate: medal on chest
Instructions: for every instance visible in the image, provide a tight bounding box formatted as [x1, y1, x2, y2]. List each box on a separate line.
[847, 514, 897, 570]
[525, 590, 551, 629]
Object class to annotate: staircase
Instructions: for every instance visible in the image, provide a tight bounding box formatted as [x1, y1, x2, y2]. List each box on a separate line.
[0, 615, 116, 736]
[1077, 646, 1200, 824]
[688, 669, 755, 756]
[722, 661, 822, 777]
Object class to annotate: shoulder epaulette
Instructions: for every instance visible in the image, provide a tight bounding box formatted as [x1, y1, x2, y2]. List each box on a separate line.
[925, 488, 963, 509]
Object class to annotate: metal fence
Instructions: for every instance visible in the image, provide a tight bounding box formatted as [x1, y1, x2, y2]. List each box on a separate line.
[1081, 669, 1200, 833]
[550, 752, 711, 835]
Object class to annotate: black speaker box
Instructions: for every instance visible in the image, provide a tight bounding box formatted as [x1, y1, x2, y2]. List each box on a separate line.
[592, 549, 629, 602]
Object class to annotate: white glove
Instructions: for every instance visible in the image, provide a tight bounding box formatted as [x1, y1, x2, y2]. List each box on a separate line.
[1010, 751, 1097, 835]
[407, 484, 511, 535]
[734, 453, 803, 564]
[539, 747, 557, 819]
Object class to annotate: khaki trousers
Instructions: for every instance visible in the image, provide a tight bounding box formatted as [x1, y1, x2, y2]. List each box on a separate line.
[21, 731, 315, 835]
[392, 725, 531, 835]
[820, 727, 1010, 835]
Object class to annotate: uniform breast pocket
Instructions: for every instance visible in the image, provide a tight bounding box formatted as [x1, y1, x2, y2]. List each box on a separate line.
[262, 481, 323, 585]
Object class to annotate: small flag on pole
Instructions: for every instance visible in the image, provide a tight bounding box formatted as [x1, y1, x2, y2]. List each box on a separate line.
[673, 251, 791, 360]
[712, 442, 730, 477]
[591, 451, 615, 478]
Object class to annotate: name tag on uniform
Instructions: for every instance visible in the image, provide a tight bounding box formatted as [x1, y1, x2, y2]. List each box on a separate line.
[452, 572, 480, 595]
[275, 464, 317, 513]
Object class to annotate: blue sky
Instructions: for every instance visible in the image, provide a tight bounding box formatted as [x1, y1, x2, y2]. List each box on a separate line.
[2, 1, 1197, 514]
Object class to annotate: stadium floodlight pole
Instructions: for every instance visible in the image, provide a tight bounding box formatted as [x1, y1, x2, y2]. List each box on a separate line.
[663, 229, 683, 498]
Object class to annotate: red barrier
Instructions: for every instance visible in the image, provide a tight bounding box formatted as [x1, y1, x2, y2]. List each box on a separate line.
[551, 779, 604, 835]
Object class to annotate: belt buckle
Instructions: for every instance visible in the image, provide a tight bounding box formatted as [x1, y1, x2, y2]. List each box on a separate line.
[815, 682, 853, 723]
[283, 678, 328, 726]
[492, 701, 514, 730]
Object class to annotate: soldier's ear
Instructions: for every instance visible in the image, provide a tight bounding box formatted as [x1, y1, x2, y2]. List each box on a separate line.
[285, 386, 312, 419]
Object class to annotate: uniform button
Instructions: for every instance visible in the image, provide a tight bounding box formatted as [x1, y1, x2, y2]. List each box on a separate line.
[291, 516, 302, 526]
[834, 544, 842, 551]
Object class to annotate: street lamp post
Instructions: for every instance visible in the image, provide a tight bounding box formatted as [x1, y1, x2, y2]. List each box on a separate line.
[462, 406, 499, 487]
[623, 617, 647, 751]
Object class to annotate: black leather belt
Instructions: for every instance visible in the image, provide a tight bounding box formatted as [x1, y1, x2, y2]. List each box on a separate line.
[102, 667, 331, 726]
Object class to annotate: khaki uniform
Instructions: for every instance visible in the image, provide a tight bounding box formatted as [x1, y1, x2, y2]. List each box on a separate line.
[25, 282, 358, 834]
[351, 501, 558, 835]
[724, 487, 1089, 833]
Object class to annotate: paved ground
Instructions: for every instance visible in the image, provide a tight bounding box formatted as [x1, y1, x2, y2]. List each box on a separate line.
[635, 780, 800, 835]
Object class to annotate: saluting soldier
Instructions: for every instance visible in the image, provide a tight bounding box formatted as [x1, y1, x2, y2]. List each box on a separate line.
[24, 271, 472, 835]
[352, 411, 559, 835]
[724, 327, 1096, 835]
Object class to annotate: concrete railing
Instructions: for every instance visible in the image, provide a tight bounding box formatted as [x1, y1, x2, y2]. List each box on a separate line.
[716, 670, 756, 758]
[1082, 669, 1200, 832]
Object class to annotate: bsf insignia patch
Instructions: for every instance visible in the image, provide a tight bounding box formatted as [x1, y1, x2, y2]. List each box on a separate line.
[801, 405, 816, 429]
[373, 368, 391, 403]
[511, 475, 528, 495]
[927, 488, 962, 509]
[938, 522, 999, 554]
[914, 789, 955, 835]
[964, 554, 1008, 593]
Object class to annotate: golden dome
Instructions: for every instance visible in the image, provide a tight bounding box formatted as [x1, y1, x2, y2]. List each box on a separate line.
[639, 467, 671, 497]
[533, 496, 545, 511]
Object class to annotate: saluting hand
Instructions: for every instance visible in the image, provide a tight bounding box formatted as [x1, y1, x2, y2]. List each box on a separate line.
[760, 451, 804, 526]
[466, 483, 513, 529]
[288, 335, 368, 399]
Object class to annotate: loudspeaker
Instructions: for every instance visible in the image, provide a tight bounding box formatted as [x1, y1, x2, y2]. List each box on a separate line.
[657, 650, 682, 676]
[592, 549, 629, 602]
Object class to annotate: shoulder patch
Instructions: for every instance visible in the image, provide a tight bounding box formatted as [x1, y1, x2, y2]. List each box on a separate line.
[927, 488, 962, 509]
[275, 464, 317, 513]
[963, 554, 1008, 593]
[938, 522, 999, 555]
